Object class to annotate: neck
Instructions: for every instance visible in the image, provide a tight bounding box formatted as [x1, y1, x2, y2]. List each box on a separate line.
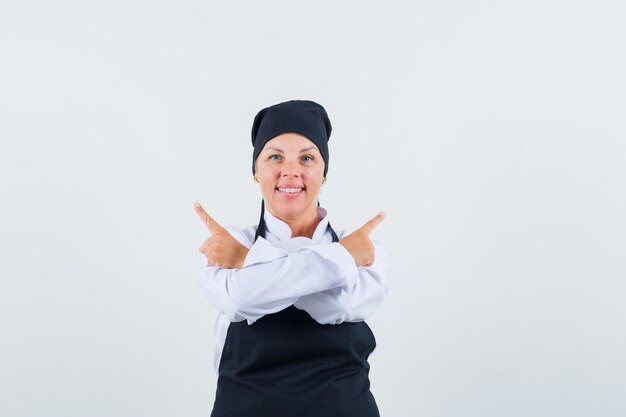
[270, 206, 320, 239]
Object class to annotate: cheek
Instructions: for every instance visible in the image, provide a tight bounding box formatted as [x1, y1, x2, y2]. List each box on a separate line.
[306, 167, 325, 183]
[256, 165, 278, 180]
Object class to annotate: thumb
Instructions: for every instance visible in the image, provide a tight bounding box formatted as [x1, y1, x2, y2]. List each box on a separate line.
[358, 211, 386, 235]
[194, 202, 224, 234]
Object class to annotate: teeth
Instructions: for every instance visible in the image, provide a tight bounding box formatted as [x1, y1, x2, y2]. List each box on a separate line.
[278, 187, 302, 193]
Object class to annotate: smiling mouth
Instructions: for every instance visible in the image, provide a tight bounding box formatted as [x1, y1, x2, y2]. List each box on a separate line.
[276, 187, 304, 194]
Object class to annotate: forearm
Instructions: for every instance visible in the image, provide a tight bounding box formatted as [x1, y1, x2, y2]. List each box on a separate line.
[199, 238, 355, 324]
[294, 238, 390, 324]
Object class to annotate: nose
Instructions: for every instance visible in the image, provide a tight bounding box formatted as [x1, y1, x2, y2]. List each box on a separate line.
[281, 160, 301, 177]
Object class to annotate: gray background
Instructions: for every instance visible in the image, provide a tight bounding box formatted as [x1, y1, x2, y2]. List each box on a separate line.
[1, 1, 625, 416]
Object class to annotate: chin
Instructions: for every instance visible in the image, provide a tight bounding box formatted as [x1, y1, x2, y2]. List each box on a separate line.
[270, 201, 315, 220]
[275, 206, 303, 219]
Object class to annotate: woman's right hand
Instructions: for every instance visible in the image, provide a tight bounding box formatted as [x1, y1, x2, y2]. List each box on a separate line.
[338, 212, 386, 267]
[194, 202, 250, 269]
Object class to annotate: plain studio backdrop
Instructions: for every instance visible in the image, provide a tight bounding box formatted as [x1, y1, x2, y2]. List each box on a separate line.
[1, 1, 625, 416]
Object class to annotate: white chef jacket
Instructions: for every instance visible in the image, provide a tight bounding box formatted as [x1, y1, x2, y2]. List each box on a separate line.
[198, 206, 390, 374]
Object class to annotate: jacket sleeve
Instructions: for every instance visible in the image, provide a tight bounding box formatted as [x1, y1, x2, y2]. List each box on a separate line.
[293, 237, 390, 324]
[198, 228, 359, 325]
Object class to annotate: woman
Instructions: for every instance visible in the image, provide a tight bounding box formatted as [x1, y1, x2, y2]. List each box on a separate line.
[194, 100, 389, 417]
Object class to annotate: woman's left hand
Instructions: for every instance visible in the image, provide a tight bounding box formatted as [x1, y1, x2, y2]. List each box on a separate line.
[194, 202, 250, 269]
[339, 211, 386, 267]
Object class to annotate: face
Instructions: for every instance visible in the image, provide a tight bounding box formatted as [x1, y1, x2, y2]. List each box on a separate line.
[254, 133, 325, 223]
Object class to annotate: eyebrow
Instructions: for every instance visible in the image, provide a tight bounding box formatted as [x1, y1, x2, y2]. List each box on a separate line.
[264, 146, 319, 153]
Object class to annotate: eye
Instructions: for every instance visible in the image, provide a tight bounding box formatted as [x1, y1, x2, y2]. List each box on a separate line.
[302, 155, 314, 162]
[269, 154, 282, 161]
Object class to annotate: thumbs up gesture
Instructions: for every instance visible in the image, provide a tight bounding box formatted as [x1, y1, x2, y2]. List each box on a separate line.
[339, 212, 386, 267]
[194, 202, 250, 269]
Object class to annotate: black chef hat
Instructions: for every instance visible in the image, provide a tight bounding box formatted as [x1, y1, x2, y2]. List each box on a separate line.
[251, 100, 332, 176]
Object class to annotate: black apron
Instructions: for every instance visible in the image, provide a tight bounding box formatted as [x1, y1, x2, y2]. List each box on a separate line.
[210, 201, 380, 417]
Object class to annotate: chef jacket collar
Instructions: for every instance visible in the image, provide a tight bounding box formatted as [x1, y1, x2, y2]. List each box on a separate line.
[262, 205, 330, 241]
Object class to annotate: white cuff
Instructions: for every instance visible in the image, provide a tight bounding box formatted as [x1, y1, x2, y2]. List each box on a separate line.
[303, 242, 359, 291]
[243, 236, 289, 268]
